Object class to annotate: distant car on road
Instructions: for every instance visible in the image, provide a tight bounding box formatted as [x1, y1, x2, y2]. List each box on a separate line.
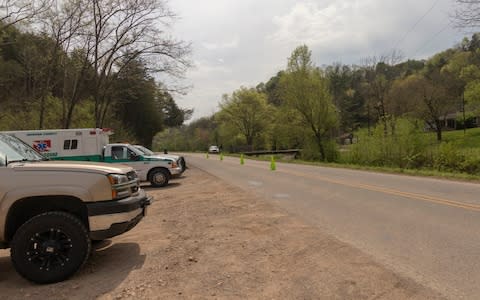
[208, 145, 220, 154]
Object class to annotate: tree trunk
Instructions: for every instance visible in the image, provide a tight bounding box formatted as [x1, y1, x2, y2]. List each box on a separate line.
[246, 135, 253, 149]
[65, 102, 77, 129]
[38, 95, 46, 129]
[435, 119, 442, 141]
[314, 132, 326, 161]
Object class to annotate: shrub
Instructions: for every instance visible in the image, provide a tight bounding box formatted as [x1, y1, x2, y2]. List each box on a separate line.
[340, 118, 430, 169]
[300, 138, 338, 162]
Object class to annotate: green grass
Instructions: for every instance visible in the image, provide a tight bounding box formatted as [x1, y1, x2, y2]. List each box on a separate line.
[439, 127, 480, 149]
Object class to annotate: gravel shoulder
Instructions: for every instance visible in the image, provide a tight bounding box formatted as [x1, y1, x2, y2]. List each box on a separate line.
[0, 166, 444, 299]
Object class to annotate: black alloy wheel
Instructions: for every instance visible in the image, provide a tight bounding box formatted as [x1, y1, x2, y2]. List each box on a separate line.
[11, 211, 91, 284]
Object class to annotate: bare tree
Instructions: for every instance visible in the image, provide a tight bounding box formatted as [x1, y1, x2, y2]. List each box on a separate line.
[40, 0, 95, 128]
[360, 52, 403, 136]
[79, 0, 191, 127]
[0, 0, 51, 29]
[35, 0, 89, 128]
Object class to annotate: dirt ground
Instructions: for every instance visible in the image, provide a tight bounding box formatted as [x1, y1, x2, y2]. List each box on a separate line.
[0, 166, 444, 299]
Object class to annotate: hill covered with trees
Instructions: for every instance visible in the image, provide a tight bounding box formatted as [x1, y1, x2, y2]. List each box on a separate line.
[0, 0, 192, 147]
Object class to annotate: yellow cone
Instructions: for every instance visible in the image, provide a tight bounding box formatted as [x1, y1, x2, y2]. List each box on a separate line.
[270, 156, 276, 171]
[220, 153, 224, 161]
[206, 152, 209, 159]
[240, 154, 244, 165]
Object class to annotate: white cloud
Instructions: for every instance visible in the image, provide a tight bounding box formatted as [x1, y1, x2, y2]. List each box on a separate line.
[189, 60, 232, 77]
[269, 1, 338, 45]
[202, 37, 240, 50]
[168, 0, 462, 121]
[268, 0, 458, 60]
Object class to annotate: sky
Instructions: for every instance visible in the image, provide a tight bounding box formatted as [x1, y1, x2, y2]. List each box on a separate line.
[167, 0, 468, 121]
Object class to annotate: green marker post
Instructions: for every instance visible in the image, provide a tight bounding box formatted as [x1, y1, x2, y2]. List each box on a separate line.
[270, 156, 276, 171]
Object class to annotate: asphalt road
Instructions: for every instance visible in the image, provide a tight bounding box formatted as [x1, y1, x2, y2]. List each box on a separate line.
[184, 153, 480, 299]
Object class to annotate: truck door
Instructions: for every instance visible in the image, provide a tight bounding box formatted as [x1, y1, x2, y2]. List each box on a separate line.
[109, 145, 148, 180]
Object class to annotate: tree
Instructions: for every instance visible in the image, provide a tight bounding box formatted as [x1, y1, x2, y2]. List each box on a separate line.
[77, 0, 191, 127]
[359, 54, 401, 136]
[280, 45, 338, 161]
[217, 87, 272, 149]
[391, 72, 457, 141]
[262, 71, 285, 106]
[158, 89, 193, 127]
[270, 106, 305, 150]
[113, 59, 163, 147]
[325, 64, 366, 133]
[37, 0, 95, 129]
[0, 0, 51, 30]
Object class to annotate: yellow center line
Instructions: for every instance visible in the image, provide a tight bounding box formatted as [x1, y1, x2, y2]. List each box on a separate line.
[285, 169, 480, 212]
[213, 156, 480, 213]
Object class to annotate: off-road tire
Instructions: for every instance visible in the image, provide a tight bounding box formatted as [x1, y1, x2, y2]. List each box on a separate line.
[11, 211, 91, 284]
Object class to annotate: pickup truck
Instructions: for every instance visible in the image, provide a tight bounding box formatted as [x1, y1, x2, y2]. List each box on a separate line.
[133, 145, 186, 173]
[0, 133, 151, 283]
[103, 143, 182, 187]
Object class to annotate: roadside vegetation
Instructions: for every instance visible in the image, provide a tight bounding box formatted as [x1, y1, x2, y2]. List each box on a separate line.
[154, 1, 480, 177]
[155, 33, 480, 176]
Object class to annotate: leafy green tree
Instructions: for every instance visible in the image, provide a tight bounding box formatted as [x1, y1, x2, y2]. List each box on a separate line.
[158, 89, 193, 127]
[270, 106, 305, 150]
[217, 87, 272, 149]
[112, 59, 164, 147]
[390, 72, 457, 141]
[263, 71, 285, 106]
[280, 45, 338, 161]
[325, 64, 367, 133]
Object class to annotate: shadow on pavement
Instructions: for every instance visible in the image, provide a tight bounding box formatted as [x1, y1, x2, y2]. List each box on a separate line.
[142, 182, 182, 191]
[0, 242, 145, 299]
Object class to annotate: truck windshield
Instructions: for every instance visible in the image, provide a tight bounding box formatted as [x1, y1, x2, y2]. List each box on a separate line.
[0, 134, 45, 164]
[134, 145, 154, 156]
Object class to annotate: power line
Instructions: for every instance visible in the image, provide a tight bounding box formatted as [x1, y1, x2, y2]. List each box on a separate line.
[391, 0, 442, 52]
[410, 21, 452, 59]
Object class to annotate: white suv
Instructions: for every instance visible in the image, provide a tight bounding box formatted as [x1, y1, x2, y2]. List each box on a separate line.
[208, 145, 220, 153]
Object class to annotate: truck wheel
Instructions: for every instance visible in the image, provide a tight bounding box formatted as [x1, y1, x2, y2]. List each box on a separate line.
[179, 158, 186, 172]
[150, 169, 170, 187]
[11, 211, 91, 284]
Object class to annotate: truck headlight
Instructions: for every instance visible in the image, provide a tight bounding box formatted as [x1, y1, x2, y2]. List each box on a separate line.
[107, 174, 130, 199]
[107, 174, 129, 185]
